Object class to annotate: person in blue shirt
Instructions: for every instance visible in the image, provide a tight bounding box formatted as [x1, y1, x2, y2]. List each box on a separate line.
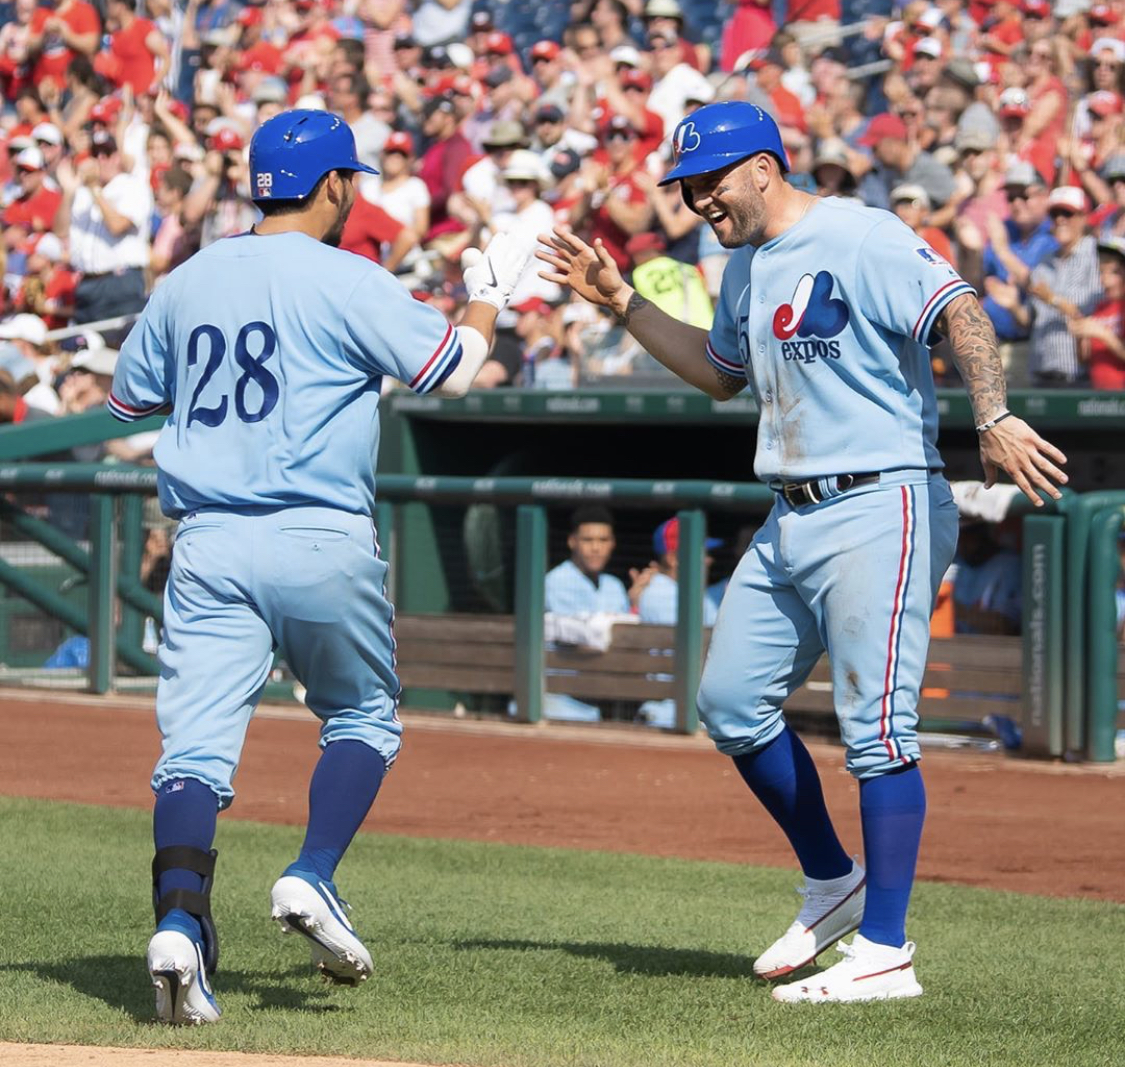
[958, 161, 1058, 388]
[544, 505, 632, 721]
[110, 110, 531, 1026]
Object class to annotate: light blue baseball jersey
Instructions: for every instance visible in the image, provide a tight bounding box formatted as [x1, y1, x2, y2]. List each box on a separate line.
[108, 230, 462, 517]
[545, 559, 630, 615]
[637, 571, 720, 627]
[705, 198, 974, 482]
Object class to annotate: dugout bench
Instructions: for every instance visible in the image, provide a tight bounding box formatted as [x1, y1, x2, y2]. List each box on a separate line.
[393, 613, 1022, 735]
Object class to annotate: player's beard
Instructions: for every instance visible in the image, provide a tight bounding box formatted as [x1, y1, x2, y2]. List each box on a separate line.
[323, 181, 356, 247]
[719, 188, 769, 248]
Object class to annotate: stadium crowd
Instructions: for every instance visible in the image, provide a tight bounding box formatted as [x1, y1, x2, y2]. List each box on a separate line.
[2, 0, 1125, 406]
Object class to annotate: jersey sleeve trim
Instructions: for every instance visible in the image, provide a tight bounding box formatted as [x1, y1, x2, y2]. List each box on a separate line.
[106, 393, 168, 423]
[705, 339, 744, 377]
[409, 323, 464, 394]
[912, 279, 975, 345]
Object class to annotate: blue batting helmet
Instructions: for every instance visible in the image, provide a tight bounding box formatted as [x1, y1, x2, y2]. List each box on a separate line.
[248, 109, 378, 202]
[659, 102, 788, 186]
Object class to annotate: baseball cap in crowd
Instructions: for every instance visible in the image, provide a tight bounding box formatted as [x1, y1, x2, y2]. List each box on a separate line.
[31, 232, 63, 262]
[6, 134, 33, 154]
[891, 183, 931, 209]
[954, 127, 993, 153]
[914, 36, 943, 60]
[469, 9, 493, 31]
[1098, 234, 1125, 260]
[1102, 153, 1125, 181]
[685, 80, 716, 105]
[1022, 0, 1051, 17]
[32, 122, 62, 147]
[90, 130, 118, 155]
[1048, 186, 1088, 214]
[252, 76, 289, 104]
[603, 114, 638, 140]
[70, 347, 120, 376]
[1003, 159, 1040, 188]
[811, 139, 856, 184]
[423, 45, 453, 68]
[14, 146, 44, 172]
[392, 32, 417, 49]
[620, 69, 653, 91]
[548, 147, 581, 180]
[1088, 90, 1123, 117]
[942, 58, 980, 89]
[422, 95, 456, 119]
[624, 231, 667, 258]
[383, 130, 414, 155]
[0, 313, 48, 347]
[644, 0, 684, 17]
[915, 6, 944, 29]
[210, 127, 244, 152]
[610, 45, 642, 68]
[89, 97, 123, 125]
[482, 119, 527, 148]
[1096, 40, 1125, 68]
[447, 43, 474, 70]
[1090, 3, 1118, 24]
[531, 40, 561, 62]
[511, 296, 552, 315]
[998, 88, 1031, 118]
[536, 103, 565, 124]
[237, 5, 263, 26]
[484, 65, 514, 89]
[653, 517, 722, 558]
[484, 31, 513, 55]
[857, 112, 908, 146]
[502, 148, 550, 184]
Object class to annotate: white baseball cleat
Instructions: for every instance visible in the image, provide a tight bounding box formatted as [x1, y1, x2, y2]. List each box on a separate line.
[771, 933, 924, 1003]
[146, 930, 221, 1025]
[753, 861, 866, 979]
[270, 871, 374, 985]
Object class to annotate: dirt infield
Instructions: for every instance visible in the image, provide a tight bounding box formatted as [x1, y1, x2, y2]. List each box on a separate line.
[0, 1045, 455, 1067]
[1, 691, 1123, 902]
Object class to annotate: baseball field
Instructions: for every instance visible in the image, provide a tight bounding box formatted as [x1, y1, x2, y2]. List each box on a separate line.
[1, 692, 1123, 1067]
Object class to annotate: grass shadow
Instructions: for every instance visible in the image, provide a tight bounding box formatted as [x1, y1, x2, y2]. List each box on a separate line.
[454, 938, 763, 980]
[0, 956, 346, 1021]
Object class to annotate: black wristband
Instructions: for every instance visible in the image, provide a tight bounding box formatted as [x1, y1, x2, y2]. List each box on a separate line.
[976, 411, 1013, 434]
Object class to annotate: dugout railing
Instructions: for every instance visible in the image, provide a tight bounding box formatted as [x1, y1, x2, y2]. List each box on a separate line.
[0, 462, 1118, 761]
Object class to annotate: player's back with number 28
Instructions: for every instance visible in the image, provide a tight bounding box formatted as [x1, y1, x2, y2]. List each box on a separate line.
[110, 227, 458, 517]
[107, 110, 533, 1027]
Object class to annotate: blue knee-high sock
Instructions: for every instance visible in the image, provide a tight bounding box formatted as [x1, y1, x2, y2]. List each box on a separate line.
[858, 763, 927, 947]
[153, 778, 220, 943]
[733, 726, 853, 881]
[287, 740, 386, 884]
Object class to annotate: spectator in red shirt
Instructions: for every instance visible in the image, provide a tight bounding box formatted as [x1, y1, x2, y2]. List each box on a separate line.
[590, 64, 664, 164]
[26, 0, 100, 94]
[978, 0, 1023, 71]
[573, 115, 655, 272]
[998, 87, 1056, 186]
[417, 95, 476, 234]
[234, 7, 283, 77]
[103, 0, 168, 96]
[339, 190, 417, 270]
[15, 231, 76, 329]
[0, 0, 38, 103]
[2, 146, 61, 233]
[1070, 237, 1125, 390]
[720, 0, 776, 73]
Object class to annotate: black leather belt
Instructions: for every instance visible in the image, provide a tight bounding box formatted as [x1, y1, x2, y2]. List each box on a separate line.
[777, 472, 881, 508]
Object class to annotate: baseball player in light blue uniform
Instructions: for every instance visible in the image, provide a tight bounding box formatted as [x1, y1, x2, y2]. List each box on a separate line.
[111, 110, 532, 1025]
[539, 102, 1067, 1003]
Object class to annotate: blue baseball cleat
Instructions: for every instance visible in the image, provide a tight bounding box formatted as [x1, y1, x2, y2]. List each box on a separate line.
[146, 929, 221, 1025]
[270, 868, 373, 985]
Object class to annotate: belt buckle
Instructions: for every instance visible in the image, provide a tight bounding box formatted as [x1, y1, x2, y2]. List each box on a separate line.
[783, 480, 817, 507]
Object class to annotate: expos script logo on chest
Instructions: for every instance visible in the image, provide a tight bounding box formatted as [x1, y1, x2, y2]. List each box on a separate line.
[771, 271, 850, 363]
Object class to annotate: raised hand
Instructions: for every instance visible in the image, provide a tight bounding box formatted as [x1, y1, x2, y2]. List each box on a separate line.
[460, 231, 534, 311]
[536, 227, 626, 312]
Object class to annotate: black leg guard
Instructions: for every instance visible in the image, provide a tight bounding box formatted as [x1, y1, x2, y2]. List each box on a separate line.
[152, 846, 220, 975]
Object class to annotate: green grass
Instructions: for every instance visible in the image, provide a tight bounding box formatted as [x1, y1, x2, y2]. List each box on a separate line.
[0, 796, 1121, 1067]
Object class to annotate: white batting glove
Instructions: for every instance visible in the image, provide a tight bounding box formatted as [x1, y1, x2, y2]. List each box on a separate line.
[459, 232, 533, 311]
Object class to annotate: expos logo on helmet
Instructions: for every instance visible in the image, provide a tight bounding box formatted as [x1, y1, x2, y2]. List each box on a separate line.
[673, 121, 702, 163]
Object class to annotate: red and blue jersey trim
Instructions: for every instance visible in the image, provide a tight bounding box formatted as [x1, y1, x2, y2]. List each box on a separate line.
[912, 279, 974, 346]
[705, 338, 745, 378]
[879, 485, 916, 764]
[106, 393, 169, 423]
[409, 323, 463, 395]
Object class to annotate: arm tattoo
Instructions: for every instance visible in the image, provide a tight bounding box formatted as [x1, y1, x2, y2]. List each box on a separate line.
[712, 365, 746, 398]
[938, 294, 1007, 421]
[619, 291, 650, 325]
